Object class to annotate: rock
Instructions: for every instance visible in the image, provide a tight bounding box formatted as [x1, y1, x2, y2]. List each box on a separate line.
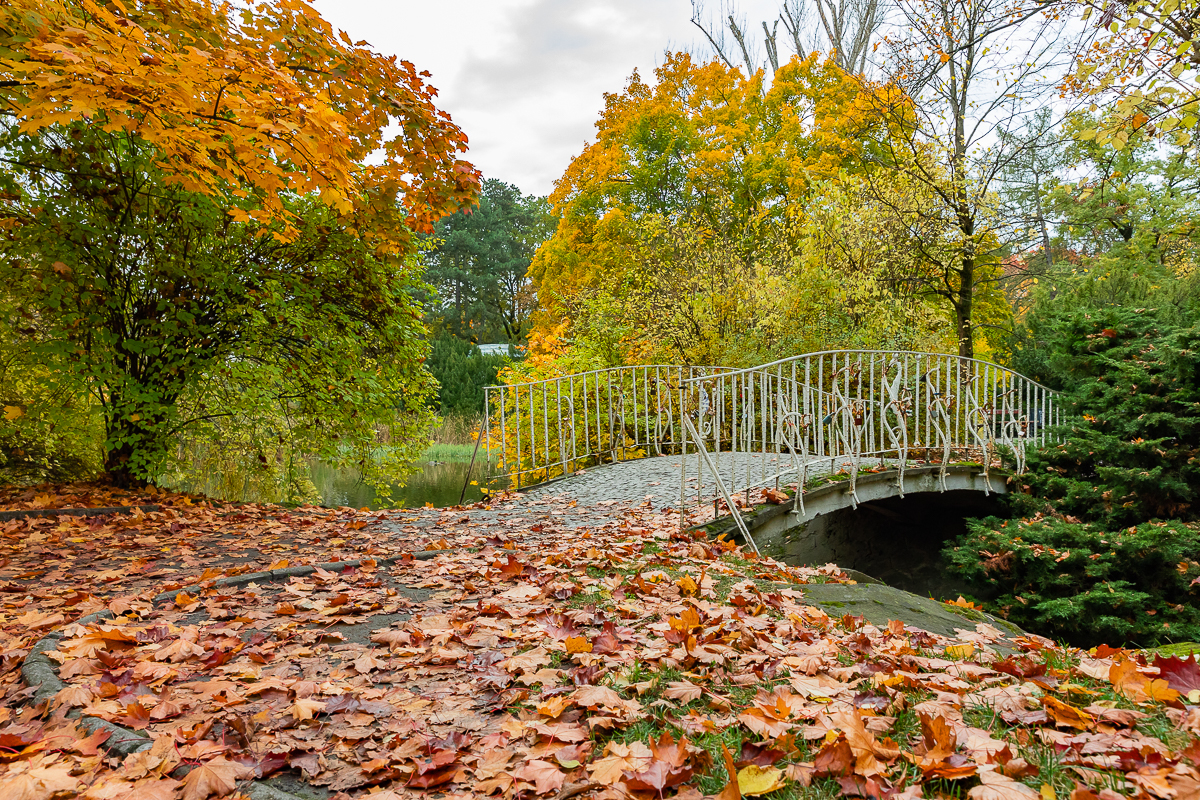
[797, 582, 1026, 652]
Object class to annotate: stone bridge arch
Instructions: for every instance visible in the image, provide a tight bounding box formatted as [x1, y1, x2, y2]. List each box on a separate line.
[703, 465, 1008, 597]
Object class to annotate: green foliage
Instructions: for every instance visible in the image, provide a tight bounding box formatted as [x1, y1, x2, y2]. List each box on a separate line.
[426, 336, 511, 418]
[0, 124, 436, 494]
[422, 179, 555, 345]
[0, 291, 104, 485]
[945, 516, 1200, 647]
[952, 293, 1200, 647]
[1017, 308, 1200, 529]
[1048, 115, 1200, 271]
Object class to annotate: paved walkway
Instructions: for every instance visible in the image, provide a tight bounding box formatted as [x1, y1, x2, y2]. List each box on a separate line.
[516, 451, 870, 509]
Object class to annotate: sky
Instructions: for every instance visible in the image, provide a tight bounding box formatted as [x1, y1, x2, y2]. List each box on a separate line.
[316, 0, 785, 198]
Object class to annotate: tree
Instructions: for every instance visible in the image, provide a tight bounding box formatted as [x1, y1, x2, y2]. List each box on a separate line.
[0, 0, 480, 487]
[1046, 113, 1200, 270]
[690, 0, 884, 76]
[422, 179, 555, 345]
[946, 306, 1200, 647]
[1064, 0, 1200, 146]
[425, 337, 511, 418]
[859, 0, 1070, 358]
[531, 52, 889, 314]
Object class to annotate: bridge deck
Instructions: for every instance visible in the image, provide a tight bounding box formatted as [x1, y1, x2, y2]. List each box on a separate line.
[517, 452, 868, 509]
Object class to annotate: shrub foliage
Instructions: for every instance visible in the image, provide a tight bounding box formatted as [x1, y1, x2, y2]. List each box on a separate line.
[947, 306, 1200, 647]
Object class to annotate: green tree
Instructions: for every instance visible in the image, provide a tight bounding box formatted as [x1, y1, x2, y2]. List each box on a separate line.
[425, 337, 511, 418]
[1047, 115, 1200, 271]
[0, 0, 478, 489]
[0, 126, 439, 489]
[423, 179, 555, 345]
[949, 300, 1200, 647]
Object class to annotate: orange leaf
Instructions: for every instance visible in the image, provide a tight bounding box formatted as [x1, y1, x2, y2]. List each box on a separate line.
[1039, 696, 1094, 730]
[564, 636, 593, 654]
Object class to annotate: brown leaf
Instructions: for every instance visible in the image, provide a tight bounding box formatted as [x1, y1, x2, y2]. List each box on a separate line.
[813, 737, 854, 777]
[663, 680, 704, 702]
[512, 759, 565, 794]
[180, 758, 251, 800]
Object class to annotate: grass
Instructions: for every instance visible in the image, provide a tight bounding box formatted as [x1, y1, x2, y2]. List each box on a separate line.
[422, 443, 478, 463]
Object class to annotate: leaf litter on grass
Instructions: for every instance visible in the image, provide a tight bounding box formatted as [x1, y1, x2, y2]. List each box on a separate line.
[1, 484, 1200, 799]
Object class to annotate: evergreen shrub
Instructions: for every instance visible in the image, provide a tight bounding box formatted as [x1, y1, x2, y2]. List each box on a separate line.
[946, 306, 1200, 647]
[426, 336, 511, 418]
[946, 516, 1200, 647]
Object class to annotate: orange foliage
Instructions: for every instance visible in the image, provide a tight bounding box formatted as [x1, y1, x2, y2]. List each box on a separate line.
[0, 0, 480, 249]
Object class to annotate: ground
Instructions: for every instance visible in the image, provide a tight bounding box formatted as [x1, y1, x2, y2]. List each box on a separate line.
[2, 477, 1200, 800]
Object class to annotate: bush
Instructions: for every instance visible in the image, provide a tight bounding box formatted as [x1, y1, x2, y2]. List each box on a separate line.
[426, 336, 511, 417]
[946, 516, 1200, 647]
[1019, 309, 1199, 529]
[947, 304, 1200, 647]
[0, 413, 100, 485]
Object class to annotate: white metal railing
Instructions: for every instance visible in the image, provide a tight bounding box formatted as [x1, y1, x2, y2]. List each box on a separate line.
[481, 352, 1059, 516]
[482, 365, 732, 489]
[677, 350, 1059, 525]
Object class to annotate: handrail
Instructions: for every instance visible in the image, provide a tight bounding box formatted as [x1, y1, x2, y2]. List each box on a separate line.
[678, 350, 1058, 393]
[479, 351, 1060, 504]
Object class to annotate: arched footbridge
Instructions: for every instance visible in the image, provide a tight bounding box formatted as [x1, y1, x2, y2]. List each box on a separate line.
[477, 350, 1059, 556]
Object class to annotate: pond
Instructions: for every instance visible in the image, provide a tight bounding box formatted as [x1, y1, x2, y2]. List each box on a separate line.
[309, 448, 502, 510]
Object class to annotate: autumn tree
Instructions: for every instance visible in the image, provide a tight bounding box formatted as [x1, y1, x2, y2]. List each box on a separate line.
[524, 52, 952, 369]
[0, 0, 479, 488]
[860, 0, 1071, 359]
[1064, 0, 1200, 145]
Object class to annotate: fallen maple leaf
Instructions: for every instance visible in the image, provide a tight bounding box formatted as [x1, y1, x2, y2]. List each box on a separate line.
[1152, 655, 1200, 694]
[180, 758, 251, 800]
[1040, 696, 1095, 730]
[967, 769, 1041, 800]
[513, 759, 566, 794]
[290, 698, 326, 722]
[663, 680, 704, 702]
[0, 761, 82, 800]
[564, 636, 593, 654]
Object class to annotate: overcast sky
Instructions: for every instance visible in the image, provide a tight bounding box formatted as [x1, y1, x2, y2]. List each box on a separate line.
[316, 0, 784, 198]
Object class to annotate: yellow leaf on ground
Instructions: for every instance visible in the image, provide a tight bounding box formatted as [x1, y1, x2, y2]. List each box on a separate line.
[945, 643, 975, 659]
[738, 765, 786, 796]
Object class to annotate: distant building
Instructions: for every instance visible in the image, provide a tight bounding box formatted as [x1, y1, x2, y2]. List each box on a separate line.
[476, 343, 513, 357]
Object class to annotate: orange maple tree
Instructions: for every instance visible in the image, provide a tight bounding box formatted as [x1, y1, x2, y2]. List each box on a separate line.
[0, 0, 480, 248]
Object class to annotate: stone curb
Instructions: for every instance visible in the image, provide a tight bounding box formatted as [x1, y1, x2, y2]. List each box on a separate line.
[0, 505, 161, 521]
[20, 548, 450, 796]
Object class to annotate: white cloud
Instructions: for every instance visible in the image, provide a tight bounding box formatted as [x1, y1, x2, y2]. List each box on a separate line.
[315, 0, 783, 196]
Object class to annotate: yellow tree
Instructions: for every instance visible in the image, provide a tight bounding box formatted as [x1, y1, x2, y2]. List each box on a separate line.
[530, 51, 889, 330]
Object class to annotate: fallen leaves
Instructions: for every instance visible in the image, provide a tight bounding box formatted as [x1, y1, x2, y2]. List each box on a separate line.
[3, 483, 1200, 800]
[180, 758, 251, 800]
[738, 764, 787, 795]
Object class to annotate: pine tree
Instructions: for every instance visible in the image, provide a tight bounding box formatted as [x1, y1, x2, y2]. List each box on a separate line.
[1022, 308, 1200, 529]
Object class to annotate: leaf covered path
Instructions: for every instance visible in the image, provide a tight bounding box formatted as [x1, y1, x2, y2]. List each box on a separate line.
[3, 483, 1200, 800]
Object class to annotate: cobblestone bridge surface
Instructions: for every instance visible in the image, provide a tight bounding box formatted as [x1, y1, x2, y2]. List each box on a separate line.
[519, 452, 865, 508]
[372, 452, 868, 542]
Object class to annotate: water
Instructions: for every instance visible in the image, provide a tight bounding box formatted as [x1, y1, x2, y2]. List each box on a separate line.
[309, 457, 500, 510]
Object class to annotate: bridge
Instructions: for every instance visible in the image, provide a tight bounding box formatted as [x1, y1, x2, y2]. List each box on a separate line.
[477, 350, 1058, 562]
